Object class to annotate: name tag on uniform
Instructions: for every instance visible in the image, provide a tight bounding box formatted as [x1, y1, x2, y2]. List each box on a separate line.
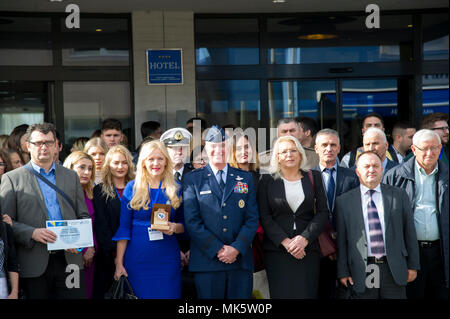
[148, 228, 164, 241]
[200, 190, 212, 195]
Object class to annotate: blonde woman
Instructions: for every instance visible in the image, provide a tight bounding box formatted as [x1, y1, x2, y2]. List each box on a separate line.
[113, 140, 185, 299]
[84, 137, 108, 185]
[257, 135, 329, 298]
[63, 151, 97, 299]
[92, 144, 134, 299]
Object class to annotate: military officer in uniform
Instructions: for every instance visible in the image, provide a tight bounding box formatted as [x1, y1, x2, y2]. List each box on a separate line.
[183, 125, 259, 299]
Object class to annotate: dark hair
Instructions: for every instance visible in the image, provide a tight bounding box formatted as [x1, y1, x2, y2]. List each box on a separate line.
[420, 112, 449, 129]
[140, 121, 160, 139]
[277, 118, 298, 127]
[2, 148, 25, 172]
[295, 116, 319, 136]
[101, 118, 123, 133]
[186, 117, 207, 129]
[26, 123, 56, 142]
[0, 150, 8, 172]
[7, 124, 29, 151]
[356, 150, 382, 166]
[91, 129, 101, 138]
[392, 121, 414, 138]
[361, 112, 384, 128]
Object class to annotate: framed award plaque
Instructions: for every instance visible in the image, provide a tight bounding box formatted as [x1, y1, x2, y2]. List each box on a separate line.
[150, 203, 171, 231]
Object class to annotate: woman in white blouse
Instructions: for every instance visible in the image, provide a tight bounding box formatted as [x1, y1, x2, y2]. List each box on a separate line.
[257, 135, 329, 298]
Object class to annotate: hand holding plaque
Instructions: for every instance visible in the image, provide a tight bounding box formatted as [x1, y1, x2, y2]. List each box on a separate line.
[150, 203, 171, 231]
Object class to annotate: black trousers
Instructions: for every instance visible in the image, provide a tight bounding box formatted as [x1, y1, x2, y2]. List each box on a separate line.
[21, 252, 86, 299]
[352, 261, 406, 299]
[92, 250, 115, 299]
[318, 256, 337, 299]
[407, 241, 448, 299]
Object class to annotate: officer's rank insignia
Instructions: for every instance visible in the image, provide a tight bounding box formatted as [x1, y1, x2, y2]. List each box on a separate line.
[238, 199, 245, 208]
[234, 181, 248, 194]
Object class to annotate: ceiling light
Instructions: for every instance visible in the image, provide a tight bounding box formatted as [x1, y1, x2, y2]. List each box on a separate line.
[408, 24, 413, 28]
[96, 28, 103, 32]
[273, 0, 286, 3]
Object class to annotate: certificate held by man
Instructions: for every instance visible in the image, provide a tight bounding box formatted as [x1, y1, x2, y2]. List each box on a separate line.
[151, 203, 171, 231]
[46, 219, 94, 251]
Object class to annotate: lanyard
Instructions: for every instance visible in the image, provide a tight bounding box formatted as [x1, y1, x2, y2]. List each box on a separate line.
[150, 180, 163, 208]
[115, 188, 122, 200]
[439, 147, 444, 160]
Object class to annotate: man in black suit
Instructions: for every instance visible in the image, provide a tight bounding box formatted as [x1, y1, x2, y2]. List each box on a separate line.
[336, 151, 420, 299]
[160, 127, 195, 298]
[314, 129, 359, 299]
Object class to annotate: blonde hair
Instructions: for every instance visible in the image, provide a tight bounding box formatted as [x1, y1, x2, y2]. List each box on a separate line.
[83, 137, 109, 157]
[228, 134, 259, 171]
[63, 151, 95, 199]
[129, 140, 181, 210]
[101, 144, 135, 200]
[269, 135, 308, 176]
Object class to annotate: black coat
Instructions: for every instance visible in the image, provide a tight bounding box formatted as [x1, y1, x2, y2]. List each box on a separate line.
[0, 219, 18, 294]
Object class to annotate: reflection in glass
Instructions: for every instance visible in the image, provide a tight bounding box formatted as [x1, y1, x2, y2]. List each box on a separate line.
[266, 15, 412, 64]
[422, 74, 449, 115]
[0, 16, 53, 65]
[63, 82, 131, 149]
[196, 80, 260, 129]
[268, 80, 335, 129]
[423, 13, 449, 61]
[195, 18, 259, 65]
[0, 81, 46, 134]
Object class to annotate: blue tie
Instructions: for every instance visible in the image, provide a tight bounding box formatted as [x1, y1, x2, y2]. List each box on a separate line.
[218, 170, 225, 192]
[324, 168, 335, 218]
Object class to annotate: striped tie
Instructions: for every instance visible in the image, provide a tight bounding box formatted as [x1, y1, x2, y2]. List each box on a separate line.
[367, 189, 385, 258]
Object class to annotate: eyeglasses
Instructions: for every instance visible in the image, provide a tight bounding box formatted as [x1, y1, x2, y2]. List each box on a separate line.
[413, 145, 441, 153]
[0, 162, 6, 167]
[278, 149, 298, 156]
[29, 140, 55, 148]
[431, 126, 449, 132]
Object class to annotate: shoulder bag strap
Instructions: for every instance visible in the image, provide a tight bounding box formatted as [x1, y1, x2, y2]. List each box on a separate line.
[25, 164, 76, 212]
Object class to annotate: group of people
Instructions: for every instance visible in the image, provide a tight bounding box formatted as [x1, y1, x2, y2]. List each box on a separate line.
[0, 111, 448, 300]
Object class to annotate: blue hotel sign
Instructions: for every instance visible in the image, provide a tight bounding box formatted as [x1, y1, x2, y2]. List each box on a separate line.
[146, 49, 183, 85]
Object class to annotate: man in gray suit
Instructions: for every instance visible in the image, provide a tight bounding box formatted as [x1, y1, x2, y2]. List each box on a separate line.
[0, 123, 90, 299]
[336, 150, 420, 299]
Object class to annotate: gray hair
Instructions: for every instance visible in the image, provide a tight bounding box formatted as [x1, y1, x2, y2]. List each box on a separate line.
[413, 129, 441, 145]
[315, 128, 340, 145]
[269, 135, 308, 176]
[363, 127, 387, 143]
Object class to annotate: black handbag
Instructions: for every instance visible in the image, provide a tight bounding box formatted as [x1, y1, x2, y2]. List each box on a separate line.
[105, 275, 138, 299]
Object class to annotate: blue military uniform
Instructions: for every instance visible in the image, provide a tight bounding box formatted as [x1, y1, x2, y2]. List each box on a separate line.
[182, 125, 259, 299]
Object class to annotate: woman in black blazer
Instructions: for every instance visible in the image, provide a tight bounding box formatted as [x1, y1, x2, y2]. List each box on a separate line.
[258, 136, 329, 299]
[92, 145, 135, 299]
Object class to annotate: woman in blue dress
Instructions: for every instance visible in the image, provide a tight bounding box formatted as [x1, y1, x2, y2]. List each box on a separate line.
[113, 140, 185, 299]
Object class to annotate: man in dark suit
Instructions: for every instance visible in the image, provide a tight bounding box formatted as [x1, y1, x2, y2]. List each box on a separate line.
[313, 129, 359, 299]
[183, 125, 259, 299]
[0, 123, 90, 299]
[160, 127, 195, 298]
[336, 151, 420, 299]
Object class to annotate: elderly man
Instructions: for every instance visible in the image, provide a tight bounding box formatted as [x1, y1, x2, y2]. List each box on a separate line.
[313, 128, 359, 299]
[360, 127, 398, 177]
[336, 151, 419, 299]
[341, 113, 396, 168]
[259, 118, 319, 173]
[384, 129, 449, 299]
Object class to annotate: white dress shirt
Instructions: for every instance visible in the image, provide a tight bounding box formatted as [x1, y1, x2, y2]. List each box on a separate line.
[173, 166, 185, 178]
[360, 184, 386, 257]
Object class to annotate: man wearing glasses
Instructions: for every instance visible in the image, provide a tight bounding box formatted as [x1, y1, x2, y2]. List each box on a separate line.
[384, 129, 448, 299]
[0, 123, 90, 299]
